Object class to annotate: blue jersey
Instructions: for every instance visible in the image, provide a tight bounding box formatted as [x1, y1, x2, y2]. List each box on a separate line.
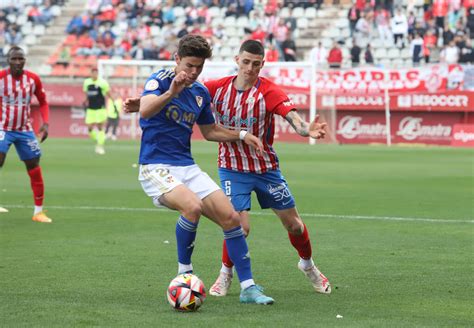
[139, 68, 215, 165]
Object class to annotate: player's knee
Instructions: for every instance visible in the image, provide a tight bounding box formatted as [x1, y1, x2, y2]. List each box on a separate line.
[285, 219, 304, 235]
[220, 210, 241, 230]
[182, 200, 203, 221]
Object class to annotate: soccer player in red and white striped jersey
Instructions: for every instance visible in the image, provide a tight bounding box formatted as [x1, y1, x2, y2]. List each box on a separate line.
[0, 46, 52, 223]
[205, 40, 331, 296]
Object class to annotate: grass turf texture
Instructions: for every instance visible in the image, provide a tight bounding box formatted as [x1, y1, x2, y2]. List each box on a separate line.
[0, 139, 472, 327]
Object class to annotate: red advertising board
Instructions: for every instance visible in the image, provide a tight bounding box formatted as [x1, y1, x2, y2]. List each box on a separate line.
[336, 111, 463, 145]
[451, 124, 474, 147]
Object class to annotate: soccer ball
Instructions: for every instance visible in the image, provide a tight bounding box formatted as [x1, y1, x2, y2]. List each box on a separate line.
[166, 273, 206, 311]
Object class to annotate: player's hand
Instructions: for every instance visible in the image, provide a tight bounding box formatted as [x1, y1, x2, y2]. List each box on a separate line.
[124, 97, 141, 113]
[243, 133, 264, 156]
[309, 115, 327, 139]
[38, 123, 49, 143]
[169, 71, 188, 95]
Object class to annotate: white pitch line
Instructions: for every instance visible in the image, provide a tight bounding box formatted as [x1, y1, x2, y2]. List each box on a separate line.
[1, 204, 473, 224]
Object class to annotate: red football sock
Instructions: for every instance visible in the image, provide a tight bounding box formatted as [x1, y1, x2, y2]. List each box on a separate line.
[288, 224, 312, 260]
[222, 240, 234, 268]
[27, 166, 44, 206]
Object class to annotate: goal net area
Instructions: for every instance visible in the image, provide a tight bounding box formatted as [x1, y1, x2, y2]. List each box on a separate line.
[98, 59, 338, 144]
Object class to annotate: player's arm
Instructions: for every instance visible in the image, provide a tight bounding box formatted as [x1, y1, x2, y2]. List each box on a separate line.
[33, 75, 50, 142]
[199, 124, 263, 154]
[285, 111, 327, 139]
[140, 71, 188, 119]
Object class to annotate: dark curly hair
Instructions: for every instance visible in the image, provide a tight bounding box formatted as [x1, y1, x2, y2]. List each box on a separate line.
[177, 34, 212, 59]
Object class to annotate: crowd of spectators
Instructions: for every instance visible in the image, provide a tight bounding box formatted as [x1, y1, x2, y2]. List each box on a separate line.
[339, 0, 474, 66]
[58, 0, 308, 65]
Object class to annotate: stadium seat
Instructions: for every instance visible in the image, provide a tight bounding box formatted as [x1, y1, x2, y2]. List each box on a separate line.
[51, 5, 62, 17]
[64, 35, 77, 46]
[208, 6, 220, 18]
[24, 34, 37, 46]
[279, 7, 289, 18]
[173, 6, 185, 17]
[375, 48, 388, 59]
[292, 7, 305, 18]
[16, 14, 28, 26]
[33, 25, 46, 36]
[387, 48, 400, 59]
[305, 7, 317, 19]
[296, 18, 309, 29]
[224, 16, 236, 27]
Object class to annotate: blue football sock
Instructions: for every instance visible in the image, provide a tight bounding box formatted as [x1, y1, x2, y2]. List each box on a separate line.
[224, 226, 252, 282]
[176, 216, 198, 265]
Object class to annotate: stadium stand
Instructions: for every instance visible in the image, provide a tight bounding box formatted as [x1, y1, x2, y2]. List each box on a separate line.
[1, 0, 472, 77]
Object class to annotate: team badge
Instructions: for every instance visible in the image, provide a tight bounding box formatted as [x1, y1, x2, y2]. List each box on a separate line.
[196, 96, 203, 107]
[246, 96, 255, 107]
[145, 79, 159, 91]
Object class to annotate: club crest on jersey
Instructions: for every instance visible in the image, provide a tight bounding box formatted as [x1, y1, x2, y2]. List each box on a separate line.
[145, 79, 159, 91]
[245, 96, 255, 107]
[196, 96, 203, 107]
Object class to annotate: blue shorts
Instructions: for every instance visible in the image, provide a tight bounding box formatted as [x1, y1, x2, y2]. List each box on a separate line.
[0, 130, 41, 161]
[218, 168, 296, 211]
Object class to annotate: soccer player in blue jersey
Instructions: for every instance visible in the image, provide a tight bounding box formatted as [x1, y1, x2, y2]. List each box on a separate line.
[137, 34, 274, 305]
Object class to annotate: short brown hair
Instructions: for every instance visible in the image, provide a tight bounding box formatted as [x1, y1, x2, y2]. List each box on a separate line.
[239, 40, 264, 56]
[177, 34, 212, 59]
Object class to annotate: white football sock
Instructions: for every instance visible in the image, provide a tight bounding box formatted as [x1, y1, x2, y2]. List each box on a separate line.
[34, 206, 43, 215]
[220, 263, 233, 275]
[178, 263, 193, 274]
[240, 279, 255, 290]
[299, 258, 315, 270]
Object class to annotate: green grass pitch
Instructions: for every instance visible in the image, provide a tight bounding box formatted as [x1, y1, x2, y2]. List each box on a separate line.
[0, 139, 473, 327]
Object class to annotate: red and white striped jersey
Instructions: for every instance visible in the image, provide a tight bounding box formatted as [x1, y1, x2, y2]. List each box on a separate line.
[205, 76, 296, 173]
[0, 68, 49, 132]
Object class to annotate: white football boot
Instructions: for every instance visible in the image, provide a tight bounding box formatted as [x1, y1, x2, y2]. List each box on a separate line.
[209, 271, 233, 296]
[298, 262, 331, 294]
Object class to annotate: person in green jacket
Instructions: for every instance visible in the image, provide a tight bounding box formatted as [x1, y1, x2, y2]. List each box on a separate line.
[83, 68, 110, 154]
[105, 90, 122, 141]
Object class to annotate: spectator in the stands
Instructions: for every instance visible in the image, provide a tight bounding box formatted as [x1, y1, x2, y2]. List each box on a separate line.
[328, 42, 343, 69]
[466, 4, 474, 37]
[433, 0, 448, 31]
[410, 33, 424, 66]
[28, 4, 53, 26]
[281, 34, 297, 61]
[66, 15, 85, 35]
[309, 41, 328, 67]
[265, 43, 279, 62]
[375, 6, 391, 42]
[407, 11, 417, 37]
[423, 29, 437, 63]
[391, 9, 408, 48]
[273, 18, 289, 59]
[364, 44, 374, 64]
[350, 40, 361, 67]
[348, 4, 361, 37]
[355, 12, 371, 47]
[5, 28, 22, 46]
[442, 21, 455, 45]
[76, 31, 101, 56]
[440, 40, 460, 63]
[251, 24, 267, 44]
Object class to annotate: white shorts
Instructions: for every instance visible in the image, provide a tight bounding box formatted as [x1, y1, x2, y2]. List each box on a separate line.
[139, 164, 220, 207]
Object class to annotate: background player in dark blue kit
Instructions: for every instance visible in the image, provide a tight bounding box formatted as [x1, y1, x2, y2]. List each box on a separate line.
[136, 34, 274, 305]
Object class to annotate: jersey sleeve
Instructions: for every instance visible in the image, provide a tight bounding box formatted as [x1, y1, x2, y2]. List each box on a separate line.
[265, 83, 296, 117]
[196, 90, 215, 125]
[33, 75, 49, 124]
[141, 72, 167, 97]
[101, 79, 110, 95]
[204, 79, 217, 97]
